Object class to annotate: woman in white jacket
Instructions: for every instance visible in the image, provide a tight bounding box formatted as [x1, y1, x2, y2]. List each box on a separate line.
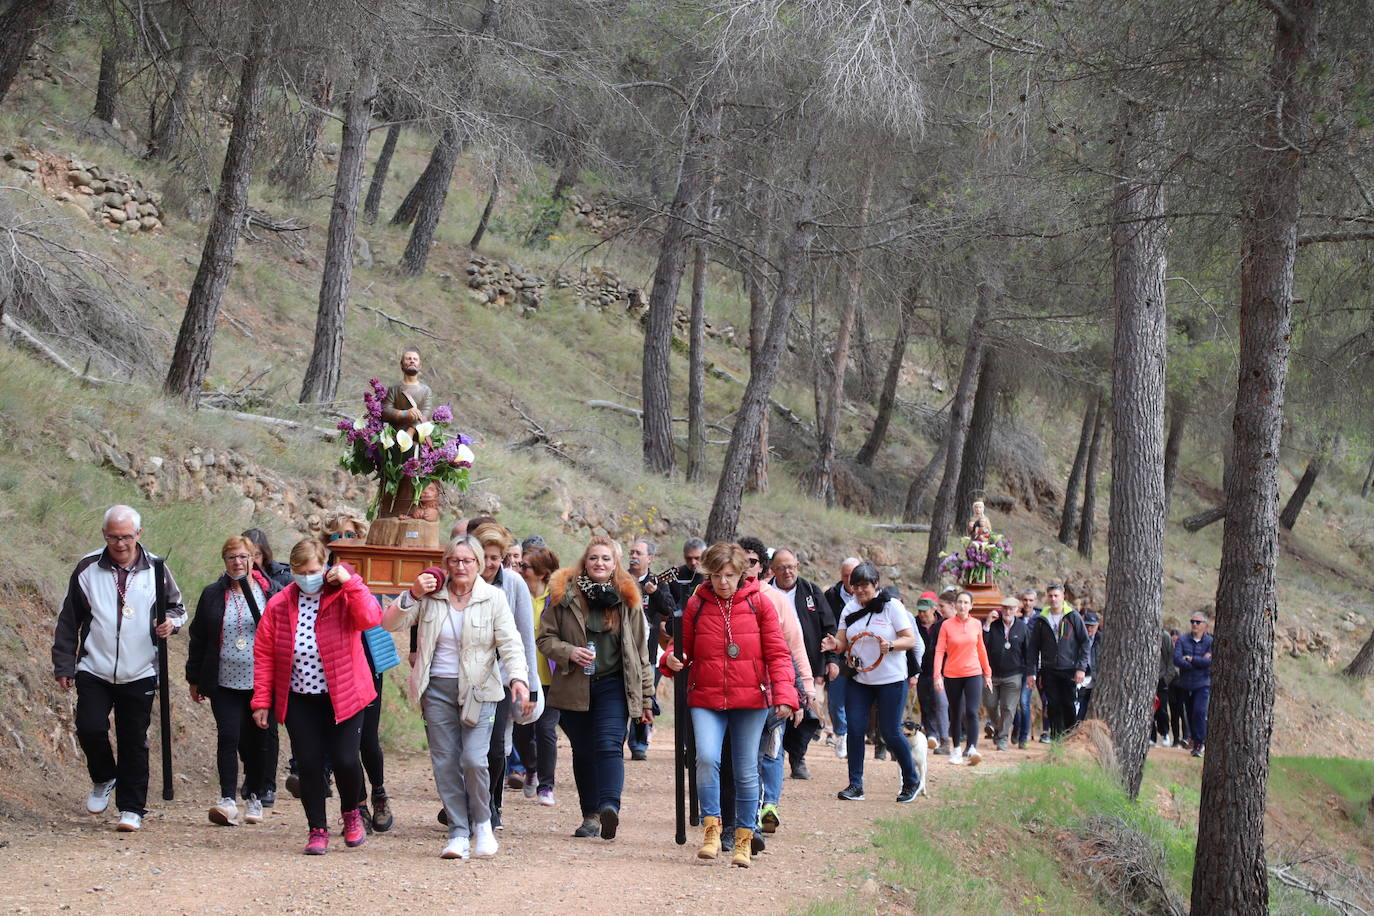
[383, 535, 529, 861]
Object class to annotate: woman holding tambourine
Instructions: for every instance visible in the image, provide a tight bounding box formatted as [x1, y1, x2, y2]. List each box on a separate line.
[932, 589, 993, 767]
[820, 562, 922, 803]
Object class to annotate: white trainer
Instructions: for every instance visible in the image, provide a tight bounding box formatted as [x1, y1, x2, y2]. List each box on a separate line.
[967, 748, 982, 767]
[244, 795, 264, 824]
[835, 740, 848, 759]
[441, 836, 471, 859]
[209, 797, 239, 826]
[86, 778, 116, 814]
[115, 811, 142, 832]
[472, 821, 498, 858]
[948, 747, 964, 765]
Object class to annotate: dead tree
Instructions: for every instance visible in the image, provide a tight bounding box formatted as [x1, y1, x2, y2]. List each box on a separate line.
[1078, 391, 1107, 559]
[1059, 394, 1099, 545]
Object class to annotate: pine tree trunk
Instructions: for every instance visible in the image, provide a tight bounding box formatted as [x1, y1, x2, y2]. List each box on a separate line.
[1162, 393, 1188, 511]
[93, 44, 118, 123]
[1192, 4, 1313, 912]
[705, 144, 820, 542]
[1094, 106, 1168, 800]
[164, 37, 268, 404]
[643, 96, 715, 476]
[920, 282, 991, 584]
[745, 255, 770, 494]
[148, 37, 198, 160]
[299, 57, 376, 406]
[468, 171, 498, 249]
[362, 122, 401, 224]
[524, 153, 579, 248]
[811, 160, 876, 504]
[903, 440, 948, 523]
[0, 0, 52, 109]
[852, 297, 881, 400]
[1344, 627, 1374, 677]
[685, 139, 717, 485]
[269, 75, 332, 198]
[1362, 448, 1374, 498]
[390, 132, 448, 227]
[1278, 449, 1328, 530]
[397, 122, 460, 276]
[953, 350, 999, 529]
[855, 284, 917, 467]
[1077, 392, 1107, 559]
[1059, 395, 1098, 546]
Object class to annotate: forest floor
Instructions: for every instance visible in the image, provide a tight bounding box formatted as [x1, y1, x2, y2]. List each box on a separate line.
[0, 724, 1084, 915]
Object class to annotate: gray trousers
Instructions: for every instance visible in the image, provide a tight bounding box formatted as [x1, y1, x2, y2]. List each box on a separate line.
[991, 675, 1023, 742]
[422, 677, 495, 840]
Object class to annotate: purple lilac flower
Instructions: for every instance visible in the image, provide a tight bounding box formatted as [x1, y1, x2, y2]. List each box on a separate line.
[431, 405, 453, 424]
[458, 433, 473, 446]
[402, 457, 422, 476]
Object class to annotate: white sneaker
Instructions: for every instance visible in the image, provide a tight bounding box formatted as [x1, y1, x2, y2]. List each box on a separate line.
[948, 747, 964, 765]
[966, 748, 982, 767]
[835, 740, 848, 759]
[472, 821, 498, 858]
[926, 735, 938, 750]
[440, 836, 470, 860]
[209, 797, 239, 826]
[86, 778, 116, 814]
[244, 795, 264, 824]
[115, 811, 142, 832]
[1162, 735, 1173, 748]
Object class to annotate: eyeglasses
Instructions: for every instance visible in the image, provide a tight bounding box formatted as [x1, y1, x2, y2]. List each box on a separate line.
[774, 564, 799, 573]
[224, 554, 253, 563]
[326, 531, 357, 542]
[446, 556, 480, 567]
[104, 534, 138, 544]
[1190, 620, 1205, 625]
[519, 562, 533, 571]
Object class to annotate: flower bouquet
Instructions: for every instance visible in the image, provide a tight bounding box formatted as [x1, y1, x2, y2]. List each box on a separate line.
[937, 534, 1011, 586]
[338, 378, 474, 520]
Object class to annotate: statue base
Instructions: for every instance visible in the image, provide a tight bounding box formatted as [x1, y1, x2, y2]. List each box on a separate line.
[960, 580, 1005, 621]
[329, 541, 443, 601]
[366, 517, 441, 548]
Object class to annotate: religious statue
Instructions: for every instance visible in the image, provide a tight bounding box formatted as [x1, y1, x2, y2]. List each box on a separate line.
[381, 346, 433, 435]
[967, 499, 992, 544]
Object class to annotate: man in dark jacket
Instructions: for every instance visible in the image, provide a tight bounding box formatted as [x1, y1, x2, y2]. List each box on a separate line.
[1026, 583, 1090, 739]
[770, 548, 835, 779]
[1173, 613, 1213, 758]
[667, 537, 706, 610]
[626, 538, 675, 760]
[984, 597, 1030, 750]
[822, 558, 860, 759]
[1076, 611, 1101, 723]
[913, 591, 951, 754]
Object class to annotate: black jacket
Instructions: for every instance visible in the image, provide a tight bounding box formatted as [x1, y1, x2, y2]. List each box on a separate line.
[984, 617, 1030, 679]
[667, 566, 704, 611]
[782, 576, 836, 676]
[918, 616, 945, 680]
[185, 572, 276, 695]
[636, 571, 677, 655]
[1027, 608, 1091, 675]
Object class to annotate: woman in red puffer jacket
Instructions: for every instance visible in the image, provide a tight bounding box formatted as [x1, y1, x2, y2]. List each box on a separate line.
[664, 541, 798, 868]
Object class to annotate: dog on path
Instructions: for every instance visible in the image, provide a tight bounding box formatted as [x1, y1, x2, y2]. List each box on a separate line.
[902, 720, 930, 797]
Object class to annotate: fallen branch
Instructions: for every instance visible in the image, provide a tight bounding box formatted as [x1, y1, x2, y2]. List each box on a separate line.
[197, 405, 339, 440]
[2, 314, 110, 384]
[1269, 864, 1370, 916]
[1182, 505, 1226, 532]
[587, 399, 643, 419]
[510, 398, 580, 466]
[355, 303, 444, 340]
[869, 523, 931, 533]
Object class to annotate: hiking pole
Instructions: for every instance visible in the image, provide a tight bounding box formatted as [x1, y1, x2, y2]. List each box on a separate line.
[673, 610, 686, 846]
[154, 554, 174, 801]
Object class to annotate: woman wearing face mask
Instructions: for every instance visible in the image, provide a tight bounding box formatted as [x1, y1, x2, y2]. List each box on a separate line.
[537, 536, 654, 842]
[186, 536, 279, 827]
[251, 538, 381, 855]
[662, 542, 799, 868]
[932, 589, 993, 767]
[820, 563, 921, 803]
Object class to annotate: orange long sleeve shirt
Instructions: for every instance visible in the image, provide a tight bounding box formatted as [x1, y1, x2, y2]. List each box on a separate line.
[933, 615, 992, 679]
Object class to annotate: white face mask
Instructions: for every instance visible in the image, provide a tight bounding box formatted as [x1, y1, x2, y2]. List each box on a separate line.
[293, 572, 325, 594]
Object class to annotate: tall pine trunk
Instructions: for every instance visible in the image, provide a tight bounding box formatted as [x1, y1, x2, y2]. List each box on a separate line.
[1059, 395, 1098, 545]
[397, 122, 460, 276]
[705, 143, 820, 542]
[1278, 433, 1334, 530]
[685, 123, 718, 485]
[1362, 448, 1374, 498]
[164, 38, 268, 404]
[855, 283, 917, 467]
[920, 282, 991, 583]
[468, 171, 499, 249]
[1345, 627, 1374, 678]
[745, 255, 770, 493]
[269, 74, 332, 198]
[953, 350, 999, 526]
[93, 44, 118, 123]
[0, 0, 53, 109]
[390, 132, 449, 227]
[903, 440, 947, 523]
[1077, 392, 1107, 559]
[852, 300, 881, 400]
[363, 122, 401, 224]
[1093, 106, 1168, 799]
[148, 36, 198, 160]
[1162, 393, 1187, 511]
[524, 151, 579, 248]
[811, 160, 876, 504]
[1192, 4, 1314, 912]
[299, 57, 376, 406]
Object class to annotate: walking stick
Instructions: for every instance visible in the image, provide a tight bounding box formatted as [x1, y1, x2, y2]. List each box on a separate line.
[153, 556, 173, 801]
[673, 611, 686, 846]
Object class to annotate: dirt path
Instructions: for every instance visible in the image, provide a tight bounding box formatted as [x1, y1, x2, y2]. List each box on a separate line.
[1, 727, 1055, 915]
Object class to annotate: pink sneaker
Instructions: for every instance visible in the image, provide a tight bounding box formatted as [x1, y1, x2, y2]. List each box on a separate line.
[304, 828, 329, 855]
[343, 809, 367, 847]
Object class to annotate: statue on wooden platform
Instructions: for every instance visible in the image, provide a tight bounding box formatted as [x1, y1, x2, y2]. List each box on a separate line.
[967, 498, 992, 545]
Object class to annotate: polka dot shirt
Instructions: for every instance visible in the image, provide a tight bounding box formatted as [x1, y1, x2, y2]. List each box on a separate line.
[290, 592, 328, 694]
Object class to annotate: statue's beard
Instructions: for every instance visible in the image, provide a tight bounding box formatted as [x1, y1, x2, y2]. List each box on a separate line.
[402, 366, 419, 378]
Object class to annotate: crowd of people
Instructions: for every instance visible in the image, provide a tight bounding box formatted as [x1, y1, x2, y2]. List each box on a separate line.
[51, 504, 1213, 864]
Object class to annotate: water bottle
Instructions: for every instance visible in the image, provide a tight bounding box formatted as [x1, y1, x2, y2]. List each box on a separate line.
[583, 641, 597, 676]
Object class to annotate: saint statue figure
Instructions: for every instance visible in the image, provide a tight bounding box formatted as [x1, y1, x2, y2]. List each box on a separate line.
[967, 499, 992, 544]
[382, 346, 432, 435]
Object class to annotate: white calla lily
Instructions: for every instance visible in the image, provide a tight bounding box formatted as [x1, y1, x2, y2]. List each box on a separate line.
[456, 444, 475, 466]
[352, 417, 367, 431]
[396, 429, 414, 452]
[414, 421, 434, 440]
[379, 427, 395, 449]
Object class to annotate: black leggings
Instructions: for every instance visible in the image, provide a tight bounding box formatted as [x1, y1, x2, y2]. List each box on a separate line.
[486, 689, 513, 820]
[945, 675, 982, 750]
[357, 673, 385, 803]
[512, 696, 561, 789]
[209, 687, 270, 800]
[284, 692, 364, 830]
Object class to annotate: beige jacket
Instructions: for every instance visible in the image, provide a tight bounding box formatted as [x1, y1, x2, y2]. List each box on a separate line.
[383, 578, 528, 725]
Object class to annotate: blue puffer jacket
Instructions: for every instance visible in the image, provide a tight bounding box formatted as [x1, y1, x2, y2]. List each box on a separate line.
[1172, 632, 1213, 690]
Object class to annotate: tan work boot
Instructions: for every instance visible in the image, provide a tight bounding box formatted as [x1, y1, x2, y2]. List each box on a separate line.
[697, 815, 722, 859]
[731, 827, 754, 867]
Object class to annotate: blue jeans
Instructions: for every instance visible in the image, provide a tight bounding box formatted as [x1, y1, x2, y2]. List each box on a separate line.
[1183, 685, 1210, 747]
[827, 675, 849, 737]
[844, 679, 916, 789]
[558, 676, 629, 816]
[691, 707, 768, 830]
[758, 717, 785, 807]
[1013, 680, 1033, 743]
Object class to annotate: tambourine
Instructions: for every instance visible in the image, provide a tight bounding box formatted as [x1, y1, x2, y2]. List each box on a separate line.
[846, 631, 886, 673]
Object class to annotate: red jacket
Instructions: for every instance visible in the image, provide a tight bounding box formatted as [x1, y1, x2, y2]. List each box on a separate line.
[251, 565, 381, 724]
[682, 577, 800, 711]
